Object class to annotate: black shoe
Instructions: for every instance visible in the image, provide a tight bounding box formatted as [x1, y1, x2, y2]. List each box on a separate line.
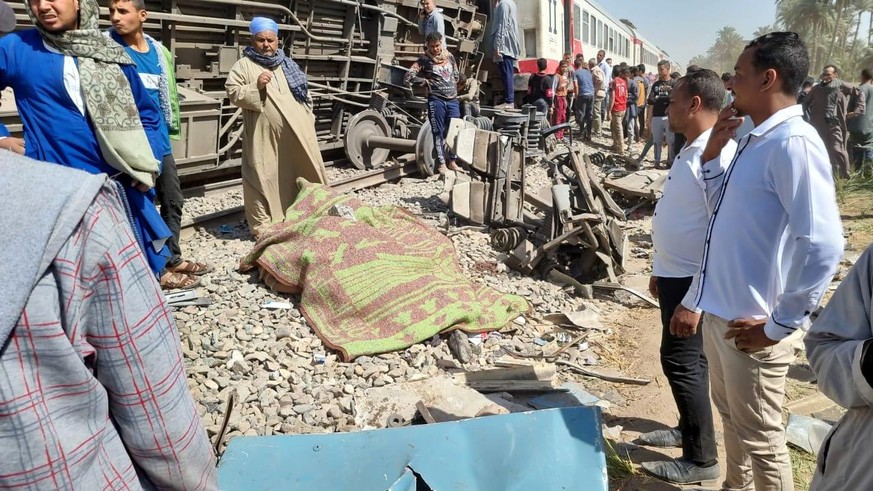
[640, 458, 721, 485]
[637, 427, 682, 447]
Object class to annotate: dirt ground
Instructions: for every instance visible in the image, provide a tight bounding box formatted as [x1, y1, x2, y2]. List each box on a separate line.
[594, 187, 873, 490]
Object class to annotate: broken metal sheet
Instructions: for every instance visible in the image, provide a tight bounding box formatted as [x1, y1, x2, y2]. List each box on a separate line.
[543, 310, 604, 330]
[529, 382, 606, 409]
[592, 281, 658, 308]
[353, 376, 513, 429]
[785, 413, 832, 455]
[217, 407, 608, 491]
[603, 169, 669, 199]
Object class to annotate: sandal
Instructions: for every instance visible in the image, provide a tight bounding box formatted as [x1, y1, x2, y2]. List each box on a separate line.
[166, 259, 213, 276]
[160, 271, 201, 290]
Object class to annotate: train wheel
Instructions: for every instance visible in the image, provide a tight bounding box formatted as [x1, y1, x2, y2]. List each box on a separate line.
[343, 110, 391, 170]
[415, 121, 437, 177]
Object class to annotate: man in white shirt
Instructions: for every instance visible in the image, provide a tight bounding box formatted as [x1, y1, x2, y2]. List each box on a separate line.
[639, 69, 734, 486]
[589, 58, 606, 135]
[671, 32, 844, 491]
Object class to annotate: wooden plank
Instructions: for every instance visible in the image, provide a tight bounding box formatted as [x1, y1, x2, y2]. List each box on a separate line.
[572, 153, 599, 212]
[586, 165, 626, 219]
[415, 401, 438, 424]
[453, 364, 556, 383]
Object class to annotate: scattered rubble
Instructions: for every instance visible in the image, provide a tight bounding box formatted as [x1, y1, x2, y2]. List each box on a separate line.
[174, 131, 658, 449]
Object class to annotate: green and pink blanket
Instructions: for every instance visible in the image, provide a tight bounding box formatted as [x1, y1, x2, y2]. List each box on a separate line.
[240, 179, 528, 361]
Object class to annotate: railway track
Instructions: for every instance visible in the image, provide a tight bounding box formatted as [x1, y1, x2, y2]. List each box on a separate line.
[179, 159, 420, 239]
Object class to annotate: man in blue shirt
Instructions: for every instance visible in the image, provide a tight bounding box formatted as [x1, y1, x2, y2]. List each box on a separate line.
[417, 0, 446, 50]
[109, 0, 212, 290]
[572, 57, 594, 140]
[0, 0, 171, 274]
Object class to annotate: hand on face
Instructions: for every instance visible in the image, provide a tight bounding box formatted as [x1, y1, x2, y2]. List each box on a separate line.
[702, 103, 744, 161]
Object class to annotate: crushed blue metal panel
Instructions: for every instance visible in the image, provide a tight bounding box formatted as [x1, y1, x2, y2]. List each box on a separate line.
[217, 407, 608, 491]
[529, 382, 602, 409]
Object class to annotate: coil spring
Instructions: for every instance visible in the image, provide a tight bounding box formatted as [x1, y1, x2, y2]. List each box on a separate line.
[490, 226, 527, 252]
[468, 116, 493, 131]
[589, 152, 607, 166]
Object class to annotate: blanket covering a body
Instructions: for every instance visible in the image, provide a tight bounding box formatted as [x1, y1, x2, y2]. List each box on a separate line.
[240, 179, 529, 361]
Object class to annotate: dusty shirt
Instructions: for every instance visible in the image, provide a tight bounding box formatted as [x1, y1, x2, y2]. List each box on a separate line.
[405, 54, 460, 100]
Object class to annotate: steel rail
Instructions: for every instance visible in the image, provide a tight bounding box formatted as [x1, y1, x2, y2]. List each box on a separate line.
[180, 161, 420, 235]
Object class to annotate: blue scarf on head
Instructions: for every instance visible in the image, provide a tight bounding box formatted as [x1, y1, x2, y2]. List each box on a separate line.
[243, 46, 309, 104]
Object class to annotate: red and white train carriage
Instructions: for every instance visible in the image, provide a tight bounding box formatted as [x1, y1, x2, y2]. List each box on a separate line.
[483, 0, 679, 81]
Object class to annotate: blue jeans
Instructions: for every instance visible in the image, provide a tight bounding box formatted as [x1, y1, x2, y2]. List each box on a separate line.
[575, 94, 594, 138]
[428, 97, 461, 169]
[499, 56, 516, 103]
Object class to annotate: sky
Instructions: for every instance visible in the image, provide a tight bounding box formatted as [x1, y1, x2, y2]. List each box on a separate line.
[598, 0, 779, 66]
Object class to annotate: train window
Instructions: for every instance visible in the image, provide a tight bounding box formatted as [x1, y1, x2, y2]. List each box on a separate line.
[582, 10, 589, 44]
[574, 5, 582, 43]
[592, 17, 598, 47]
[602, 23, 608, 50]
[608, 27, 614, 53]
[524, 29, 537, 57]
[625, 38, 629, 58]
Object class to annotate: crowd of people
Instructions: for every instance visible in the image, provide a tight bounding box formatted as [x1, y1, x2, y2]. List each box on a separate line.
[2, 0, 873, 489]
[526, 47, 873, 183]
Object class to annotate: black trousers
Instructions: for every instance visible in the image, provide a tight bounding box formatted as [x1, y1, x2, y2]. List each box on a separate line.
[656, 276, 718, 464]
[156, 153, 184, 267]
[575, 94, 594, 139]
[637, 105, 646, 139]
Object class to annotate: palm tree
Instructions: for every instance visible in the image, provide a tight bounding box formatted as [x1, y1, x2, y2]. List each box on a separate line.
[849, 0, 873, 63]
[777, 0, 832, 71]
[708, 26, 747, 73]
[825, 0, 851, 63]
[862, 45, 873, 66]
[754, 24, 778, 38]
[688, 55, 713, 70]
[850, 0, 873, 46]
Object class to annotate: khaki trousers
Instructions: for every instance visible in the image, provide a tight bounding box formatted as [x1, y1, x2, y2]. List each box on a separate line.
[702, 313, 801, 491]
[610, 110, 625, 155]
[592, 95, 604, 133]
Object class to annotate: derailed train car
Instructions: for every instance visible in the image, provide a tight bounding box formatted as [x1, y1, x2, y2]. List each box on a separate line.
[0, 0, 488, 181]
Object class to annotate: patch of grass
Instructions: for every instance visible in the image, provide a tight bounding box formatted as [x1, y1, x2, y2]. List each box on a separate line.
[836, 172, 873, 206]
[790, 445, 817, 491]
[605, 439, 636, 479]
